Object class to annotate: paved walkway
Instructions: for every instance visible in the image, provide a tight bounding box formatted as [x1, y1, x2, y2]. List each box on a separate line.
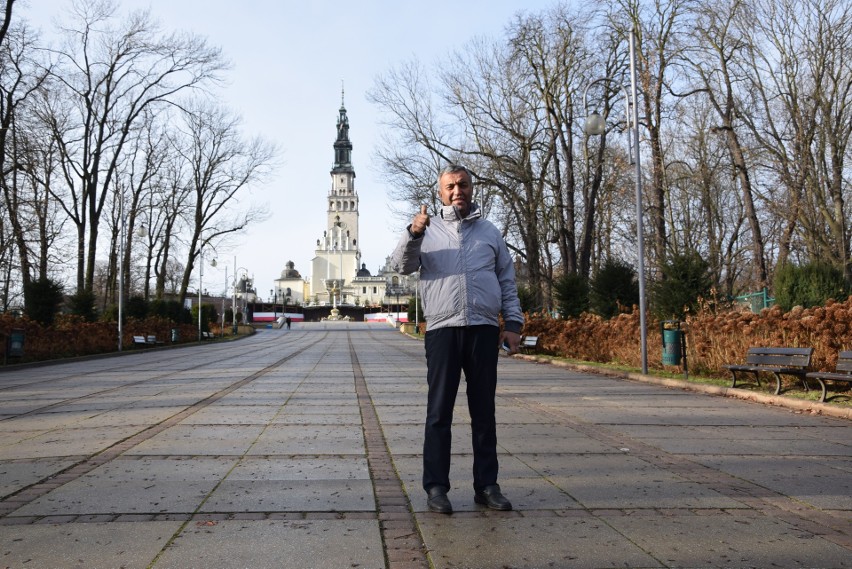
[0, 323, 849, 569]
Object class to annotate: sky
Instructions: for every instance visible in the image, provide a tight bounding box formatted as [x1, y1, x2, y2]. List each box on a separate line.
[21, 0, 556, 299]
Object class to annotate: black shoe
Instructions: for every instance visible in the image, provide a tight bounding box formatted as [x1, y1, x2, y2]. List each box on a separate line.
[426, 486, 453, 514]
[474, 484, 512, 511]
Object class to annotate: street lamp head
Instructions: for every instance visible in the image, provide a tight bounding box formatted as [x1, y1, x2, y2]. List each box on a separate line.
[585, 111, 607, 136]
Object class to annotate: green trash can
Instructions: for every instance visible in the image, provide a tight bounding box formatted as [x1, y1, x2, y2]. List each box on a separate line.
[661, 321, 683, 366]
[7, 328, 24, 358]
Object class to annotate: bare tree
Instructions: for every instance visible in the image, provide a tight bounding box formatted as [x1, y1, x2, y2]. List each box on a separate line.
[0, 20, 52, 297]
[368, 58, 448, 225]
[0, 0, 14, 48]
[41, 0, 226, 295]
[602, 0, 698, 273]
[684, 0, 769, 289]
[507, 5, 599, 282]
[738, 0, 813, 267]
[170, 99, 276, 304]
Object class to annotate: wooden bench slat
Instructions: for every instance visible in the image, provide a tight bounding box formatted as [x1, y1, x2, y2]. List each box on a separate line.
[806, 350, 852, 402]
[725, 347, 813, 395]
[747, 347, 812, 356]
[519, 336, 539, 354]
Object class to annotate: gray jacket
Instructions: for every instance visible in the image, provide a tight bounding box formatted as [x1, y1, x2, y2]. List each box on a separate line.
[391, 203, 524, 334]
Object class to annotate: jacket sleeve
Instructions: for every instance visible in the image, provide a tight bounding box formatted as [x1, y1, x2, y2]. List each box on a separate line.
[390, 225, 423, 275]
[495, 235, 524, 334]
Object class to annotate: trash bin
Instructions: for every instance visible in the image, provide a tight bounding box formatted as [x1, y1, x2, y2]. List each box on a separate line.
[170, 328, 179, 342]
[661, 321, 683, 366]
[7, 328, 24, 358]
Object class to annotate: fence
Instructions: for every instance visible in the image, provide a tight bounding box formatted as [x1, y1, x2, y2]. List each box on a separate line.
[734, 287, 775, 312]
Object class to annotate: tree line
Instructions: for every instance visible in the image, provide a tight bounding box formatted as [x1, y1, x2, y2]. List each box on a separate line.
[368, 0, 852, 314]
[2, 0, 851, 321]
[0, 0, 276, 316]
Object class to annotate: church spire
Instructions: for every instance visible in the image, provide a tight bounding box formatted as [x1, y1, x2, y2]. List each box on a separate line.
[332, 83, 353, 174]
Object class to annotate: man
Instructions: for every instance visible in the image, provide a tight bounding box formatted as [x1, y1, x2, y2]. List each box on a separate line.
[391, 164, 523, 514]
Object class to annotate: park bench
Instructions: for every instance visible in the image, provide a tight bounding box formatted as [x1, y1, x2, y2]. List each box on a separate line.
[133, 335, 163, 348]
[520, 335, 539, 354]
[806, 350, 852, 403]
[723, 347, 813, 395]
[133, 335, 151, 348]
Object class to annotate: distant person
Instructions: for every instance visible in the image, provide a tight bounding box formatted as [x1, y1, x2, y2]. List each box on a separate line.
[391, 164, 523, 514]
[285, 316, 291, 330]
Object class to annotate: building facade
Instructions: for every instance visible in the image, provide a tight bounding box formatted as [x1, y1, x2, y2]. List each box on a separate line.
[261, 92, 417, 316]
[309, 96, 361, 305]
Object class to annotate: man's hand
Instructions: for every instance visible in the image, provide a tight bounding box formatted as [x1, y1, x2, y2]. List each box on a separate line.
[500, 331, 521, 355]
[410, 205, 430, 237]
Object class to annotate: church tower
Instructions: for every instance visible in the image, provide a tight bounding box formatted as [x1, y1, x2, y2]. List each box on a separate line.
[310, 89, 361, 304]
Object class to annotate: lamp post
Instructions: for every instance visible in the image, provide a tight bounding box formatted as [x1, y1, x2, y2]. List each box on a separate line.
[232, 260, 251, 334]
[198, 249, 204, 342]
[583, 24, 648, 375]
[222, 265, 227, 338]
[118, 195, 126, 352]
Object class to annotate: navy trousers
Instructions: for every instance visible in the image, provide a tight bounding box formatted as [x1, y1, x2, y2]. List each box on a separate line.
[422, 325, 500, 493]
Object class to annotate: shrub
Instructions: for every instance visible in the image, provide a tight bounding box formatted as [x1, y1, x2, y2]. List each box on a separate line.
[521, 295, 852, 380]
[407, 297, 424, 324]
[126, 296, 148, 319]
[190, 303, 218, 332]
[23, 278, 64, 326]
[650, 252, 712, 320]
[149, 299, 191, 323]
[516, 284, 539, 313]
[773, 261, 849, 312]
[589, 258, 639, 319]
[553, 273, 589, 318]
[67, 289, 98, 322]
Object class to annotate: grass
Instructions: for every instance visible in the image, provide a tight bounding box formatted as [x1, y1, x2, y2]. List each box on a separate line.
[522, 353, 852, 409]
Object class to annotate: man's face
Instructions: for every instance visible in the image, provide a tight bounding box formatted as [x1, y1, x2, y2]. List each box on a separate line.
[438, 170, 473, 217]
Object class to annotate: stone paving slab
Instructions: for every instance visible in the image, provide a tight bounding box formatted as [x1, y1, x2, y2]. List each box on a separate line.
[177, 404, 282, 425]
[602, 511, 852, 568]
[12, 457, 236, 516]
[418, 514, 661, 569]
[125, 425, 266, 456]
[247, 425, 365, 455]
[1, 425, 143, 459]
[156, 519, 385, 569]
[691, 455, 852, 511]
[76, 407, 189, 427]
[201, 479, 376, 512]
[0, 458, 78, 496]
[0, 521, 183, 569]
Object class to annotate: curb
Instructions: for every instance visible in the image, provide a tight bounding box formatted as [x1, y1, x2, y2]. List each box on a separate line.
[516, 355, 852, 421]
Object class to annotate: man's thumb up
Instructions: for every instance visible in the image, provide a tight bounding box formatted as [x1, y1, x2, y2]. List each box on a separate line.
[411, 204, 430, 237]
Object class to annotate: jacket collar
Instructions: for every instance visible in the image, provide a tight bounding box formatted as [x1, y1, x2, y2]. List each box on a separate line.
[440, 202, 481, 221]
